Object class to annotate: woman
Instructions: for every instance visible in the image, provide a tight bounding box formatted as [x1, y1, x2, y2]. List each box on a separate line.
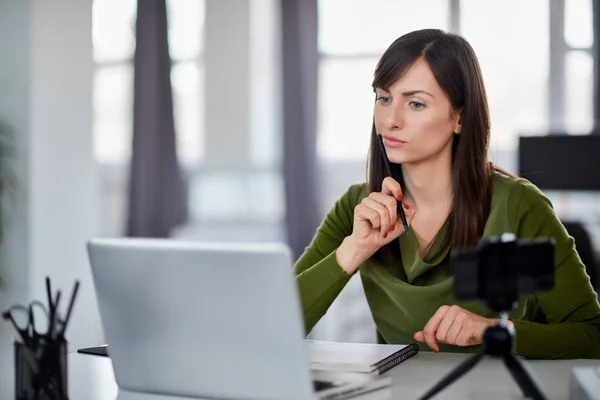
[294, 29, 600, 359]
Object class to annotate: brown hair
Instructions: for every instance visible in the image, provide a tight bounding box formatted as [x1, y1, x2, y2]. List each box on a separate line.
[367, 29, 513, 261]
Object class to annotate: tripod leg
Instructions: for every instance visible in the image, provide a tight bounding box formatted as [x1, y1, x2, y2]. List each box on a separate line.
[418, 351, 485, 400]
[503, 353, 547, 400]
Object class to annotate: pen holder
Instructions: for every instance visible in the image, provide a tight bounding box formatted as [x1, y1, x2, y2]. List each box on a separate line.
[15, 339, 68, 400]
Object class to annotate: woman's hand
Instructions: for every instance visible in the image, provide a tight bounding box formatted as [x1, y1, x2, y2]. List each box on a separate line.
[413, 305, 512, 352]
[336, 177, 415, 274]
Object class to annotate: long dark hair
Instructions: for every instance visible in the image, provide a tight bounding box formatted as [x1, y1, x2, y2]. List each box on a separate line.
[367, 29, 511, 261]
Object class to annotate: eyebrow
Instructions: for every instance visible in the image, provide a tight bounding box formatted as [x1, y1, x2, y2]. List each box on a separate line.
[374, 88, 434, 99]
[401, 90, 434, 98]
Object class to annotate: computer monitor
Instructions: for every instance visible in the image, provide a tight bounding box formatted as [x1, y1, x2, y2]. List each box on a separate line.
[518, 135, 600, 191]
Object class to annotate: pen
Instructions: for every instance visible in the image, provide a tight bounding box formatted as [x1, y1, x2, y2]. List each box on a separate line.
[48, 291, 62, 340]
[377, 134, 409, 234]
[46, 276, 57, 338]
[45, 277, 53, 318]
[57, 280, 79, 339]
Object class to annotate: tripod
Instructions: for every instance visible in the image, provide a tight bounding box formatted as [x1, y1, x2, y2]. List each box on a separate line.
[418, 313, 547, 400]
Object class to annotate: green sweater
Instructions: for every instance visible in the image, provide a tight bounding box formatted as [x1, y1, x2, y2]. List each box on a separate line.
[294, 174, 600, 359]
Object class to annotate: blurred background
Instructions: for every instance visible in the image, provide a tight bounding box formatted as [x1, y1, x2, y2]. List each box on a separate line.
[1, 0, 600, 396]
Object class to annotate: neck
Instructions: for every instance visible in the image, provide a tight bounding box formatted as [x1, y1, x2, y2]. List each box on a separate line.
[401, 151, 453, 209]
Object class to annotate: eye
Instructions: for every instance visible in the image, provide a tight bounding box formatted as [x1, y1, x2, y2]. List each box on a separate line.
[409, 101, 425, 110]
[376, 96, 392, 105]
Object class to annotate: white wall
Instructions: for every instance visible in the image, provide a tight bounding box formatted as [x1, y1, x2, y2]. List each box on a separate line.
[0, 0, 102, 397]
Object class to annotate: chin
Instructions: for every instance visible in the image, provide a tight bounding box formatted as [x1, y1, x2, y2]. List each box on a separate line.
[389, 157, 410, 165]
[389, 145, 451, 166]
[387, 151, 414, 165]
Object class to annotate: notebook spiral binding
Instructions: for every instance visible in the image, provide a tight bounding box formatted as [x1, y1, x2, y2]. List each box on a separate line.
[374, 343, 420, 374]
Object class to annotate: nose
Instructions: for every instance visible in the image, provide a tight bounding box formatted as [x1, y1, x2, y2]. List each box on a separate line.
[382, 103, 404, 131]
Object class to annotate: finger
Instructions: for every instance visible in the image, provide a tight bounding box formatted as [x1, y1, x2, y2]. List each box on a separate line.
[399, 202, 416, 229]
[413, 331, 425, 342]
[446, 311, 467, 344]
[368, 192, 397, 228]
[355, 204, 381, 229]
[435, 305, 461, 343]
[401, 201, 412, 215]
[423, 306, 449, 352]
[381, 177, 403, 201]
[362, 197, 390, 236]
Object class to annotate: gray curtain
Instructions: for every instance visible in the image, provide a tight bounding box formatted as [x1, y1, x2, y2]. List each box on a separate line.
[280, 0, 320, 260]
[126, 0, 187, 237]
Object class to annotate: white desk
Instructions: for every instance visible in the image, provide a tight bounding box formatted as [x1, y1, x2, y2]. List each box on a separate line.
[68, 352, 600, 400]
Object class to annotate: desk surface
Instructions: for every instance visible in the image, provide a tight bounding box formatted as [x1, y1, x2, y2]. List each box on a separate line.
[69, 352, 600, 400]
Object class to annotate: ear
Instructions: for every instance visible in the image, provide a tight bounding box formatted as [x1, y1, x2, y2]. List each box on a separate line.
[453, 108, 463, 134]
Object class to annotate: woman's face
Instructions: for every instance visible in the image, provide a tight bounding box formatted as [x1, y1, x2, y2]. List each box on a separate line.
[374, 57, 461, 166]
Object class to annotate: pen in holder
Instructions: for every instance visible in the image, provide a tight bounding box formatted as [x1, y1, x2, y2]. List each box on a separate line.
[4, 277, 79, 400]
[15, 338, 68, 400]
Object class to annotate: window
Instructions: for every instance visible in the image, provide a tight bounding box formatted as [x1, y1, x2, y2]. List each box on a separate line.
[168, 0, 205, 166]
[317, 0, 450, 161]
[564, 0, 594, 134]
[318, 0, 596, 161]
[92, 0, 136, 164]
[460, 0, 550, 149]
[92, 0, 206, 167]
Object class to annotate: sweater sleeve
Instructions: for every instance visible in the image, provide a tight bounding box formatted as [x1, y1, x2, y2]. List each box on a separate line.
[293, 184, 365, 335]
[509, 179, 600, 359]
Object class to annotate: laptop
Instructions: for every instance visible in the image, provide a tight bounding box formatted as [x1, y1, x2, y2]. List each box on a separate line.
[86, 238, 391, 400]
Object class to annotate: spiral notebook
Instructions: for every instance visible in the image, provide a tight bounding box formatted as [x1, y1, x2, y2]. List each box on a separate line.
[307, 340, 419, 375]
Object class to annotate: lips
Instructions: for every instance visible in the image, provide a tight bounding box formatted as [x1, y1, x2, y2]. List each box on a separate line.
[382, 135, 407, 148]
